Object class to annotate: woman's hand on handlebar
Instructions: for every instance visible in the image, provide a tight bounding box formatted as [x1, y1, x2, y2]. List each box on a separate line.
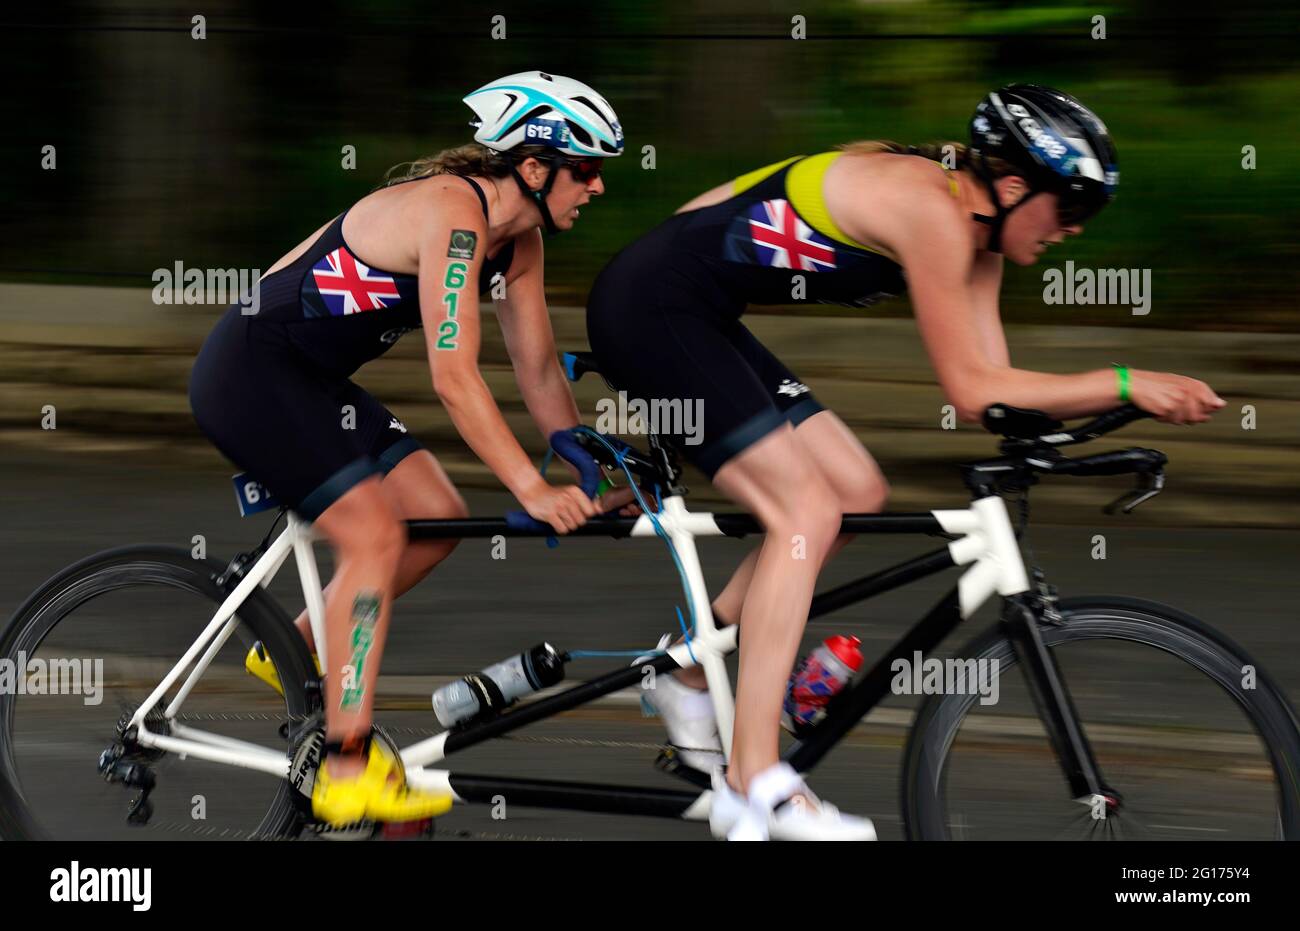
[519, 482, 600, 534]
[597, 484, 649, 517]
[1129, 370, 1225, 425]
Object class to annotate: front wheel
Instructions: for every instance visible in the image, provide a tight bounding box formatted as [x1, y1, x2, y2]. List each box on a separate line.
[902, 596, 1300, 840]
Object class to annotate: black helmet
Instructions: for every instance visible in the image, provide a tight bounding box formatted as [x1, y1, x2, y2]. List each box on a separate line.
[968, 84, 1119, 249]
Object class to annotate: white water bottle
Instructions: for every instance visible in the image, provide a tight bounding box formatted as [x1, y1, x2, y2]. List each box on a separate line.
[431, 643, 566, 729]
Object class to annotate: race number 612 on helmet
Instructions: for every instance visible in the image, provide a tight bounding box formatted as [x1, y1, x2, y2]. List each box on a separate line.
[462, 70, 624, 234]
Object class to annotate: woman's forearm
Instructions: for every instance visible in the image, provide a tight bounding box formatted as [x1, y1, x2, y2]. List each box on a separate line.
[435, 372, 547, 500]
[513, 358, 586, 481]
[957, 366, 1123, 422]
[515, 357, 583, 439]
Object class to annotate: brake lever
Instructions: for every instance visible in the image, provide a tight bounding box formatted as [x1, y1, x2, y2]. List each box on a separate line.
[575, 430, 661, 480]
[1103, 470, 1165, 515]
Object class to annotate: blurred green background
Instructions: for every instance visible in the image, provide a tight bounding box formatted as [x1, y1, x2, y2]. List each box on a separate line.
[0, 1, 1296, 526]
[1, 6, 1296, 845]
[3, 0, 1298, 326]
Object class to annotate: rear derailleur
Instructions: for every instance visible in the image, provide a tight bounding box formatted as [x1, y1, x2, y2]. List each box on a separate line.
[96, 707, 169, 826]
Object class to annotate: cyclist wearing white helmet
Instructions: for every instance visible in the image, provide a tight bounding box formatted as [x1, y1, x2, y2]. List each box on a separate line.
[464, 70, 624, 233]
[189, 71, 630, 827]
[587, 84, 1223, 840]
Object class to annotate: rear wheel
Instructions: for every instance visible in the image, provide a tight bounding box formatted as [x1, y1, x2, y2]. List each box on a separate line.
[0, 546, 318, 840]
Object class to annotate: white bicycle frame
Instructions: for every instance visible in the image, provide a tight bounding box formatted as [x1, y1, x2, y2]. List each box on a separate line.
[125, 493, 1029, 811]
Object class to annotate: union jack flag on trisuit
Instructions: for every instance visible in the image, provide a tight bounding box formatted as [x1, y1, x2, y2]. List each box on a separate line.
[746, 199, 838, 272]
[310, 248, 402, 316]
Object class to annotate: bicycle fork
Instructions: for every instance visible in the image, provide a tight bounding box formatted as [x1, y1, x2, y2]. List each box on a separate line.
[1001, 592, 1116, 814]
[789, 491, 1116, 817]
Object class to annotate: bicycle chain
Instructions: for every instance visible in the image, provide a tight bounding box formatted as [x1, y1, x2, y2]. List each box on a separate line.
[166, 710, 716, 753]
[110, 708, 712, 841]
[140, 817, 584, 843]
[140, 819, 295, 842]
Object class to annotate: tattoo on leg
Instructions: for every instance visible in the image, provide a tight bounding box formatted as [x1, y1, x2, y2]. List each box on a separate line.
[340, 591, 381, 711]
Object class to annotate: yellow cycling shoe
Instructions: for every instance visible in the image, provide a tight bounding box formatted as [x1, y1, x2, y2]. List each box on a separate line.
[245, 641, 321, 696]
[311, 739, 453, 827]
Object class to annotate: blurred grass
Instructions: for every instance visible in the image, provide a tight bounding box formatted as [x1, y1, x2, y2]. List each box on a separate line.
[1, 1, 1297, 329]
[1, 283, 1296, 528]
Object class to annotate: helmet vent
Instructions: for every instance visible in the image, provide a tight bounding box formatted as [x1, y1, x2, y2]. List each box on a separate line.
[505, 105, 555, 138]
[570, 96, 615, 133]
[566, 122, 593, 147]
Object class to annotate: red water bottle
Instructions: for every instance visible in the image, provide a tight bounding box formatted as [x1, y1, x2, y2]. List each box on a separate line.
[781, 635, 863, 735]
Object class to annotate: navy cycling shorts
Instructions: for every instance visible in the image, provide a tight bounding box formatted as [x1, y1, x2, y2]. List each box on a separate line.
[586, 301, 824, 478]
[189, 307, 423, 520]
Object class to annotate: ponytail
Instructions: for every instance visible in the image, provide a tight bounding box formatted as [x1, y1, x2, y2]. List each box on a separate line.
[836, 139, 1017, 178]
[380, 142, 559, 188]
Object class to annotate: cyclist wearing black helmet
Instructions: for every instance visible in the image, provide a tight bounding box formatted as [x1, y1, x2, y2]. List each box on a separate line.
[967, 84, 1120, 254]
[586, 84, 1224, 841]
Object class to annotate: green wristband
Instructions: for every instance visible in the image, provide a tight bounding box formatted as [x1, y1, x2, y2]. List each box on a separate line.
[1112, 363, 1131, 402]
[595, 477, 613, 497]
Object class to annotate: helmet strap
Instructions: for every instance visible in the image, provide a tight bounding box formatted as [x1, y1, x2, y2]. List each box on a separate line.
[510, 153, 565, 237]
[969, 153, 1045, 255]
[969, 153, 1010, 254]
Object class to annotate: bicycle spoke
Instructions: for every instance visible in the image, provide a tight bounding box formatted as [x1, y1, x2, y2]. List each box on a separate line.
[907, 601, 1299, 840]
[0, 550, 310, 840]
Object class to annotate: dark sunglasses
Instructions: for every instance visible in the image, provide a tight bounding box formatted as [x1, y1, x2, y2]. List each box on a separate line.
[562, 157, 604, 183]
[1057, 201, 1098, 227]
[1054, 190, 1106, 228]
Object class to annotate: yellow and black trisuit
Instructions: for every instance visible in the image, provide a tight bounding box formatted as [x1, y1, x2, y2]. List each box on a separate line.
[588, 151, 944, 476]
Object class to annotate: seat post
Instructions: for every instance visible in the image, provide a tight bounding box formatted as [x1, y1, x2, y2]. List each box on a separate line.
[648, 433, 686, 496]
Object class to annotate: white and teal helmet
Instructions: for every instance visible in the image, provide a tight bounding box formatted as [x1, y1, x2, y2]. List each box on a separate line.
[463, 71, 624, 158]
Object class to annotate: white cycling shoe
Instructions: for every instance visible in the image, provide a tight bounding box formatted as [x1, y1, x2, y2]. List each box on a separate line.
[709, 762, 877, 842]
[635, 635, 725, 774]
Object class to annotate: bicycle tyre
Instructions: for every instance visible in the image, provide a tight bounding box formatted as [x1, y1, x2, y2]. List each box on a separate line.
[0, 545, 319, 840]
[901, 595, 1300, 840]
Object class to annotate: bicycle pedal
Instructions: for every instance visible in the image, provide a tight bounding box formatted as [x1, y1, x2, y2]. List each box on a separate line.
[653, 745, 679, 771]
[654, 746, 711, 790]
[288, 721, 408, 826]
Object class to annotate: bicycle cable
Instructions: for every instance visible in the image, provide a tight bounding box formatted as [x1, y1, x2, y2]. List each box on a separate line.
[573, 426, 699, 664]
[523, 431, 692, 663]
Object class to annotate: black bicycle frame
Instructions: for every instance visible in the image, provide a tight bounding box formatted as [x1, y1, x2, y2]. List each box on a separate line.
[403, 508, 1105, 819]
